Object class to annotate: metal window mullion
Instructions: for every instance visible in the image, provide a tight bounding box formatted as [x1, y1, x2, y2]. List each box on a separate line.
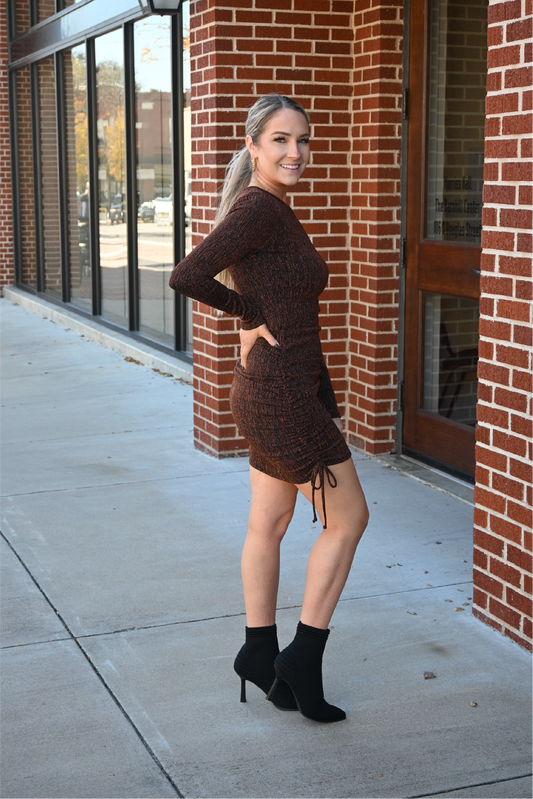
[86, 37, 101, 316]
[7, 1, 16, 43]
[31, 61, 44, 293]
[124, 21, 139, 332]
[30, 0, 38, 27]
[171, 11, 186, 352]
[9, 69, 23, 285]
[55, 49, 70, 303]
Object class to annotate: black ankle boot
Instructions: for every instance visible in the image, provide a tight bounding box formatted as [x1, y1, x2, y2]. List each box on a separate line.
[234, 625, 297, 710]
[268, 621, 346, 722]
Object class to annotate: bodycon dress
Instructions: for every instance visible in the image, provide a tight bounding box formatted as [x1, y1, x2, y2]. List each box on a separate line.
[169, 186, 352, 526]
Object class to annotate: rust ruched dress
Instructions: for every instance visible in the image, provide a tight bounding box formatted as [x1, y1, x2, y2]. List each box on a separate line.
[169, 187, 351, 525]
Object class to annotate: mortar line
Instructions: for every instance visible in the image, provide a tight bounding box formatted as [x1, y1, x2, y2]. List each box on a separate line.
[1, 529, 184, 798]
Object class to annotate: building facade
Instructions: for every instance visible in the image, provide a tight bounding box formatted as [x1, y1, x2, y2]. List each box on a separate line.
[2, 0, 532, 650]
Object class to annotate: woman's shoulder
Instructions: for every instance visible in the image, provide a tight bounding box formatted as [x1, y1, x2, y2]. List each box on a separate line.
[232, 186, 287, 216]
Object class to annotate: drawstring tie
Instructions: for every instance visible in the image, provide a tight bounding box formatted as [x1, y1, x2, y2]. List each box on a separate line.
[310, 461, 338, 530]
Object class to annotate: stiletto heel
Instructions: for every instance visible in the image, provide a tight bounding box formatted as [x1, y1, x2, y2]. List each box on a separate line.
[274, 622, 346, 723]
[234, 624, 297, 710]
[266, 676, 281, 702]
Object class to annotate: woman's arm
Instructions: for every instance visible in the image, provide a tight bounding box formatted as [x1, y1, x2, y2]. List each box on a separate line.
[169, 192, 274, 328]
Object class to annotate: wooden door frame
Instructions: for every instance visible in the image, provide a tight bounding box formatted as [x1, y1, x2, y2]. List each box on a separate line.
[398, 0, 482, 480]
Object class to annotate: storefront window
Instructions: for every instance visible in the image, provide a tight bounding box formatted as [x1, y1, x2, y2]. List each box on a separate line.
[134, 15, 174, 346]
[11, 6, 190, 353]
[16, 66, 37, 289]
[64, 44, 91, 311]
[423, 293, 479, 425]
[426, 0, 487, 244]
[38, 55, 62, 299]
[95, 28, 128, 328]
[183, 0, 193, 353]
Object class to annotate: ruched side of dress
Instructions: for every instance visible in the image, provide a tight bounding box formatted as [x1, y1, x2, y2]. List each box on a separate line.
[169, 187, 352, 526]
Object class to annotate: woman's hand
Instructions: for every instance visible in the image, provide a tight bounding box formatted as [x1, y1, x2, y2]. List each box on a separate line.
[240, 324, 279, 369]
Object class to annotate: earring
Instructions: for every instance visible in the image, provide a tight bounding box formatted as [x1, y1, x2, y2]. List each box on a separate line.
[252, 157, 256, 173]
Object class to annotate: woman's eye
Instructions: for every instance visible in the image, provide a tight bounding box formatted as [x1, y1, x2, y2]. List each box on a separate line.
[300, 139, 310, 144]
[274, 137, 286, 143]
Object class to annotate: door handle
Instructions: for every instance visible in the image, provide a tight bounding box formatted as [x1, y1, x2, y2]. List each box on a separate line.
[470, 268, 481, 276]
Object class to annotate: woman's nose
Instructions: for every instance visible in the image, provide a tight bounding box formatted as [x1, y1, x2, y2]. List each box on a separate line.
[288, 141, 301, 158]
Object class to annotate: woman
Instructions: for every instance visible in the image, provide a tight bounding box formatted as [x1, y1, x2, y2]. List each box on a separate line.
[169, 95, 369, 723]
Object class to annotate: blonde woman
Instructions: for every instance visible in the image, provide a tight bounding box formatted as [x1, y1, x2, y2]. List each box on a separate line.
[169, 95, 369, 723]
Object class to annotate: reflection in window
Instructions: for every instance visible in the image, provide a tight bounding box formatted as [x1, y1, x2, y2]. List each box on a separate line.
[15, 1, 30, 35]
[426, 0, 487, 244]
[423, 294, 479, 426]
[134, 16, 174, 346]
[16, 67, 37, 289]
[38, 56, 62, 299]
[64, 44, 92, 311]
[183, 0, 193, 353]
[37, 1, 56, 24]
[96, 29, 128, 328]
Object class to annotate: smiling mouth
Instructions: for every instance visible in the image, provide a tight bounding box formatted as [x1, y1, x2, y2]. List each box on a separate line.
[280, 164, 301, 171]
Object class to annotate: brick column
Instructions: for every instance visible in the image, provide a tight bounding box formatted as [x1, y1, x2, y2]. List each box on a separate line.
[473, 0, 532, 651]
[189, 0, 355, 457]
[0, 8, 13, 292]
[346, 0, 403, 454]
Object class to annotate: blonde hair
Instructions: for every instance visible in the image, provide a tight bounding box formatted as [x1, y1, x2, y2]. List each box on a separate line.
[215, 95, 310, 289]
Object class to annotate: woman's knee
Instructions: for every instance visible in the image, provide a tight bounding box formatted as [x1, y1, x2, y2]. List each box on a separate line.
[248, 505, 294, 543]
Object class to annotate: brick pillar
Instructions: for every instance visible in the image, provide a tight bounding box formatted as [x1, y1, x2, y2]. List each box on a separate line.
[473, 0, 532, 651]
[346, 0, 403, 454]
[0, 7, 13, 292]
[189, 0, 355, 457]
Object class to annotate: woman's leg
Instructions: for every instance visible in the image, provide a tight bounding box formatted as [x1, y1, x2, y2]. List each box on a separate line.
[269, 459, 368, 722]
[297, 457, 369, 629]
[241, 466, 298, 627]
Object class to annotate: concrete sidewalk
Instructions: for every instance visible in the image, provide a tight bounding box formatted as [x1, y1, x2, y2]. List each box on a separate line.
[1, 296, 531, 799]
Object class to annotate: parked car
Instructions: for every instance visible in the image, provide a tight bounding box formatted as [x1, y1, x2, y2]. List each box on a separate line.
[138, 201, 155, 222]
[109, 194, 126, 224]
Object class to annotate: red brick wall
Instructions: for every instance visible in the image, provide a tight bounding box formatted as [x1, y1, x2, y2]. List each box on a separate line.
[16, 1, 31, 36]
[189, 0, 356, 456]
[347, 0, 403, 453]
[0, 8, 13, 292]
[16, 66, 37, 289]
[37, 0, 56, 24]
[473, 0, 533, 651]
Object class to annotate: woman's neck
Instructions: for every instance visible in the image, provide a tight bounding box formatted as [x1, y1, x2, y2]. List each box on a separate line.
[248, 177, 287, 203]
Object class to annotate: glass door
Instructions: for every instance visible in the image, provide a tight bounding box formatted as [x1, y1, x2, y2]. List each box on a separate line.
[403, 0, 487, 478]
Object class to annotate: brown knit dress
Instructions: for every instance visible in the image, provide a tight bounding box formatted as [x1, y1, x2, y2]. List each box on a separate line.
[169, 187, 352, 524]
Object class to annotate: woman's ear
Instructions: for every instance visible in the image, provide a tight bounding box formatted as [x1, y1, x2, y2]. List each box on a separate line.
[245, 135, 256, 158]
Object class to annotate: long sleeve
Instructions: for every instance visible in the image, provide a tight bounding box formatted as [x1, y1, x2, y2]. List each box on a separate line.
[169, 191, 279, 329]
[317, 359, 341, 418]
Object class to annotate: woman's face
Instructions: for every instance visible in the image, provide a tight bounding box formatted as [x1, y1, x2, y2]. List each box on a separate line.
[246, 108, 310, 199]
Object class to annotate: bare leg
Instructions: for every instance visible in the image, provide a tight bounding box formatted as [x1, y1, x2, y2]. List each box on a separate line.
[241, 466, 298, 627]
[297, 458, 369, 629]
